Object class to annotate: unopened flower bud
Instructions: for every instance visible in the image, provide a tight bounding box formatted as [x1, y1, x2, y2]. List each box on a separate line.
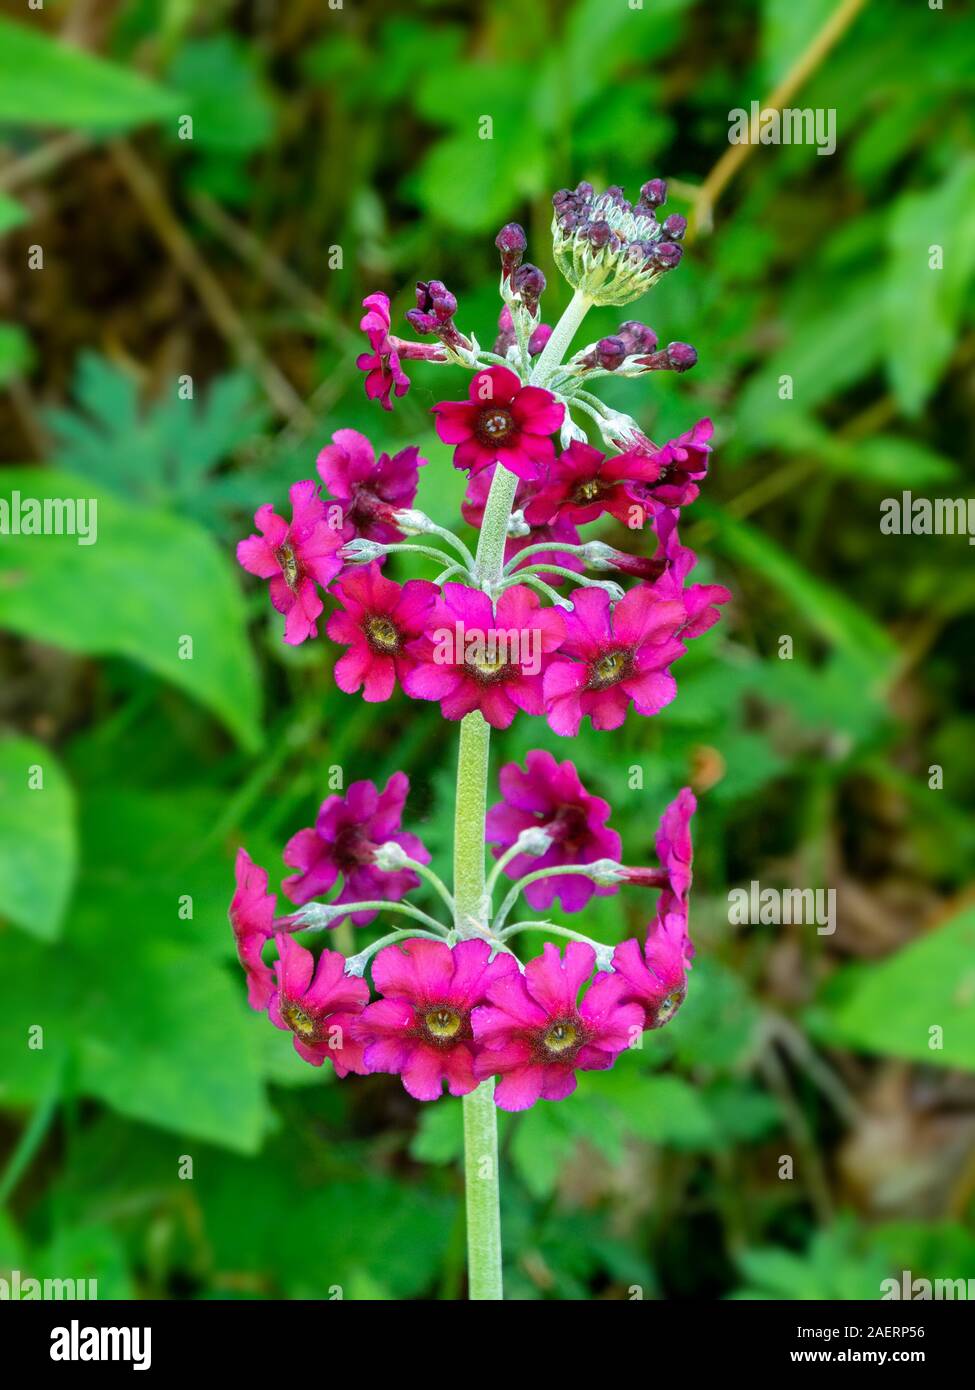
[495, 222, 527, 282]
[559, 414, 588, 448]
[618, 320, 658, 354]
[513, 262, 546, 315]
[661, 213, 687, 241]
[634, 341, 698, 374]
[639, 178, 667, 208]
[595, 335, 628, 370]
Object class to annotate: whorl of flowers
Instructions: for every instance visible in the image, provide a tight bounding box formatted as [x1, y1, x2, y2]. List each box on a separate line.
[230, 176, 730, 1110]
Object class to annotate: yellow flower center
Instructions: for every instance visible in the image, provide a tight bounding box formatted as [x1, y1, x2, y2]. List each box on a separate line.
[590, 649, 628, 687]
[364, 615, 400, 652]
[281, 999, 319, 1041]
[425, 1006, 462, 1040]
[276, 542, 299, 590]
[542, 1020, 578, 1055]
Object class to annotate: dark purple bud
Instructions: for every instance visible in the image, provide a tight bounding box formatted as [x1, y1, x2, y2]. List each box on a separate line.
[495, 222, 527, 282]
[528, 322, 553, 356]
[513, 262, 546, 314]
[604, 184, 625, 203]
[665, 341, 697, 371]
[587, 220, 612, 248]
[619, 320, 658, 354]
[574, 181, 594, 201]
[640, 178, 668, 207]
[558, 209, 582, 233]
[595, 335, 628, 370]
[552, 188, 574, 208]
[636, 342, 697, 373]
[661, 213, 687, 242]
[651, 240, 683, 269]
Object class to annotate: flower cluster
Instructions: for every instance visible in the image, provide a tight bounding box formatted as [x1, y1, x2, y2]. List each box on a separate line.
[231, 771, 697, 1108]
[231, 173, 729, 1110]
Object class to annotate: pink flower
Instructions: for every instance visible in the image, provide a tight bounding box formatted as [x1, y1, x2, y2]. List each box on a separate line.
[650, 505, 731, 639]
[236, 480, 346, 645]
[353, 938, 518, 1101]
[269, 932, 369, 1072]
[403, 583, 565, 730]
[432, 366, 563, 483]
[611, 912, 690, 1029]
[356, 292, 410, 411]
[326, 564, 437, 702]
[656, 786, 696, 907]
[462, 467, 585, 584]
[486, 750, 621, 913]
[524, 441, 664, 527]
[542, 586, 686, 736]
[282, 772, 430, 922]
[615, 418, 713, 510]
[316, 428, 427, 544]
[472, 942, 645, 1111]
[229, 849, 278, 1010]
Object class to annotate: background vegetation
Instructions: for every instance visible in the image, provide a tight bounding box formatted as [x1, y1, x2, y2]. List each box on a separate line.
[1, 0, 974, 1300]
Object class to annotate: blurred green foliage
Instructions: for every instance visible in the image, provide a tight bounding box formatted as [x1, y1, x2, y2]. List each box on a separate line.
[0, 0, 973, 1300]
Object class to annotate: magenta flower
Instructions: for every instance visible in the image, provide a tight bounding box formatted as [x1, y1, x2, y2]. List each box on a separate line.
[542, 586, 687, 736]
[432, 366, 564, 483]
[269, 932, 370, 1072]
[316, 428, 427, 545]
[650, 505, 731, 639]
[356, 292, 410, 411]
[403, 583, 565, 730]
[611, 911, 690, 1029]
[615, 417, 713, 510]
[486, 750, 621, 913]
[524, 441, 663, 528]
[656, 786, 696, 905]
[229, 849, 278, 1010]
[472, 942, 645, 1111]
[326, 564, 437, 703]
[282, 772, 430, 921]
[353, 938, 518, 1101]
[237, 480, 346, 645]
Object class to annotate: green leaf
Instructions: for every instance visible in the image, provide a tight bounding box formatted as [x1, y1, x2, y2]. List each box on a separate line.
[697, 501, 898, 681]
[0, 469, 262, 750]
[76, 939, 270, 1153]
[819, 905, 975, 1072]
[0, 18, 180, 130]
[165, 36, 274, 153]
[0, 736, 76, 941]
[885, 159, 975, 416]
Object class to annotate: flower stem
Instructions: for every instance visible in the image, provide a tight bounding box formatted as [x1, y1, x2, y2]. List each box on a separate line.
[454, 458, 521, 1302]
[530, 287, 592, 387]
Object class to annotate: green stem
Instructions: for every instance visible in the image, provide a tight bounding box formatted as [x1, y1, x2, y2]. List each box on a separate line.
[530, 286, 592, 386]
[455, 459, 521, 1302]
